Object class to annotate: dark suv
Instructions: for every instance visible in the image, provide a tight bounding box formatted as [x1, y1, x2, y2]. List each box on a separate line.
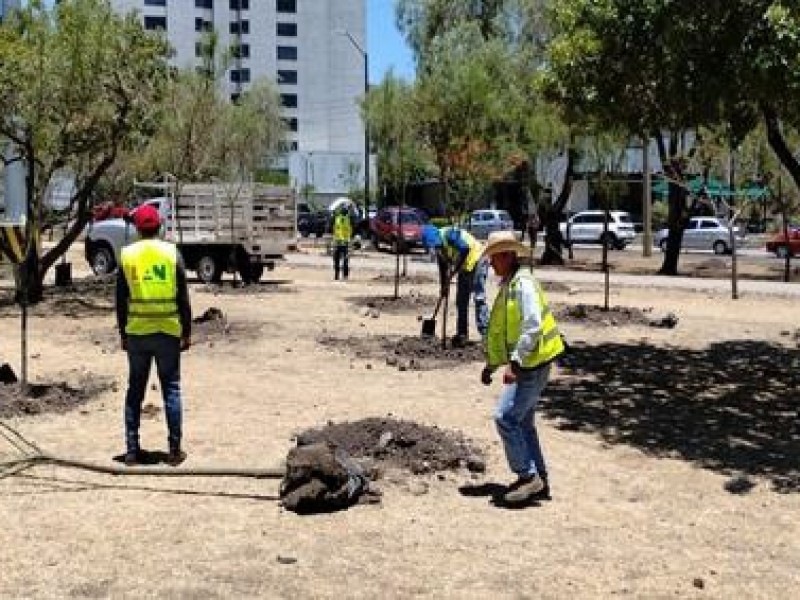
[297, 202, 329, 238]
[369, 207, 425, 252]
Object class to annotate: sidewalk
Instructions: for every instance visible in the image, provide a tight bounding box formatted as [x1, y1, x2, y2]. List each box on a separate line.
[287, 251, 800, 298]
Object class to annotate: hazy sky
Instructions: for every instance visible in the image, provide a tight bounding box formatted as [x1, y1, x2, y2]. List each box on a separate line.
[367, 0, 415, 83]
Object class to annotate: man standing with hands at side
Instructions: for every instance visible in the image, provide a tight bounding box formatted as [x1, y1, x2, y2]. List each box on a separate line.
[117, 204, 192, 467]
[480, 232, 564, 505]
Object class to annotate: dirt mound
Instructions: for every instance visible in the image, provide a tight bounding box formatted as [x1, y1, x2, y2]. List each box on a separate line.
[196, 281, 296, 296]
[0, 372, 113, 419]
[318, 334, 484, 371]
[295, 417, 486, 475]
[348, 291, 439, 315]
[370, 273, 437, 286]
[556, 303, 654, 326]
[0, 275, 115, 318]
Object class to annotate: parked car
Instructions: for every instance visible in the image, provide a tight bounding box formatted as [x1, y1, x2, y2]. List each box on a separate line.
[559, 210, 636, 249]
[654, 216, 744, 255]
[296, 202, 329, 238]
[467, 209, 514, 239]
[765, 227, 800, 258]
[369, 207, 425, 252]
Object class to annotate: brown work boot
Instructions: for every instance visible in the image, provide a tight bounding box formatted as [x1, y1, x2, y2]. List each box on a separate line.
[123, 450, 140, 467]
[166, 449, 187, 467]
[503, 474, 545, 505]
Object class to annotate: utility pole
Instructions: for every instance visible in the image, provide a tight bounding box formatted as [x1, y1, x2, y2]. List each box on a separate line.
[642, 137, 652, 257]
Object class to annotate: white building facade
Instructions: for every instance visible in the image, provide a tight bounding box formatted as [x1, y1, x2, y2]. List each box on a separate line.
[110, 0, 371, 198]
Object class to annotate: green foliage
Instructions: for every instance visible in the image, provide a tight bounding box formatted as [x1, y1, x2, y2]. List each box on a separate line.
[255, 169, 290, 186]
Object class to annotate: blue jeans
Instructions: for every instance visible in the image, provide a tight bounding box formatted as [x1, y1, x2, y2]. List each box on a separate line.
[125, 333, 182, 453]
[456, 257, 489, 338]
[333, 243, 349, 279]
[494, 365, 551, 478]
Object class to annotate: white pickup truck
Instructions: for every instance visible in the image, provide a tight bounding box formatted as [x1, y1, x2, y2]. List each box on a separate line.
[85, 183, 295, 284]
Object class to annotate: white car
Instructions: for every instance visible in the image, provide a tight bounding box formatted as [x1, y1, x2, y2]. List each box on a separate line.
[655, 216, 744, 255]
[559, 210, 636, 249]
[467, 209, 515, 239]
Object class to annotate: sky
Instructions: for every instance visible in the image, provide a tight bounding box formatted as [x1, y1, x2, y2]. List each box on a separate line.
[367, 0, 415, 83]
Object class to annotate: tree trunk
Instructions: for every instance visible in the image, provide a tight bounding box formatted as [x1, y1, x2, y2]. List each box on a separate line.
[540, 149, 575, 265]
[762, 104, 800, 191]
[657, 141, 689, 276]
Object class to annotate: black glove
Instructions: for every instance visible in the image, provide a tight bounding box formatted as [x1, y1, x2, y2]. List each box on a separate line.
[480, 367, 493, 386]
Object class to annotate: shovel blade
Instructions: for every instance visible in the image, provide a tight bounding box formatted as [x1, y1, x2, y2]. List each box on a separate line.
[421, 317, 437, 337]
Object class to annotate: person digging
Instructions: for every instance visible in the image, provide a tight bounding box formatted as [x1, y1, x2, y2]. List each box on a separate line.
[422, 224, 489, 347]
[116, 204, 192, 467]
[480, 232, 564, 505]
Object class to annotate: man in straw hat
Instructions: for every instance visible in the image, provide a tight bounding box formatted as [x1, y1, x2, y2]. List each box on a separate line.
[480, 231, 564, 505]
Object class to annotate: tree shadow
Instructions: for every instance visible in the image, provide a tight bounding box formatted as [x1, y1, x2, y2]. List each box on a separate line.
[545, 340, 800, 493]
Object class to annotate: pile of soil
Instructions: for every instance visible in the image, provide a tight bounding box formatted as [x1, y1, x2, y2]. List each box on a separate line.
[348, 290, 438, 315]
[370, 273, 437, 286]
[318, 334, 484, 371]
[191, 307, 264, 345]
[0, 371, 112, 419]
[295, 417, 486, 475]
[555, 303, 654, 327]
[0, 275, 115, 318]
[196, 281, 296, 296]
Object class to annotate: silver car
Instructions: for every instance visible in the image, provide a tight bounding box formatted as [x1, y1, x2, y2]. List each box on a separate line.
[467, 209, 514, 239]
[655, 216, 744, 255]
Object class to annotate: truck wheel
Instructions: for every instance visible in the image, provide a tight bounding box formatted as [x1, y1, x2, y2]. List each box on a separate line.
[659, 239, 668, 253]
[600, 232, 618, 249]
[776, 245, 791, 259]
[90, 244, 116, 275]
[713, 240, 728, 255]
[196, 254, 222, 284]
[372, 234, 381, 250]
[239, 264, 263, 284]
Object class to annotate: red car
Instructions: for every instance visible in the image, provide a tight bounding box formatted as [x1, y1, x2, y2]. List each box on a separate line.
[369, 207, 425, 253]
[766, 227, 800, 258]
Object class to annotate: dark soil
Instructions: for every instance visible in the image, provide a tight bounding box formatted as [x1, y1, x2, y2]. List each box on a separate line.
[555, 303, 656, 327]
[318, 334, 484, 371]
[348, 290, 439, 315]
[295, 417, 486, 475]
[0, 275, 115, 318]
[0, 371, 113, 419]
[195, 280, 296, 296]
[370, 273, 438, 286]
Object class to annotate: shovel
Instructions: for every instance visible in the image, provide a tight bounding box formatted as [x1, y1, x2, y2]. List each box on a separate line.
[421, 293, 446, 337]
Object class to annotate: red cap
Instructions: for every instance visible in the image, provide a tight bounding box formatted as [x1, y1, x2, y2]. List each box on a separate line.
[133, 204, 161, 233]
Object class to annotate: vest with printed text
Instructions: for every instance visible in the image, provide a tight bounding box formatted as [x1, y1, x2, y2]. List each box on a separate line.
[121, 239, 180, 338]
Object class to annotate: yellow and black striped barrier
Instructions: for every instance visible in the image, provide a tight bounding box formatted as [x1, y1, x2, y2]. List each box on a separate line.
[0, 222, 29, 265]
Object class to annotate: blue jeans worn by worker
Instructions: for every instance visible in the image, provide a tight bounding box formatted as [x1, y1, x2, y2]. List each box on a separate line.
[125, 333, 182, 454]
[455, 257, 489, 338]
[494, 365, 551, 478]
[333, 243, 349, 280]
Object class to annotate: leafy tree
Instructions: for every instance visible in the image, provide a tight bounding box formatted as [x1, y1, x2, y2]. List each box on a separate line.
[542, 0, 800, 276]
[0, 0, 170, 300]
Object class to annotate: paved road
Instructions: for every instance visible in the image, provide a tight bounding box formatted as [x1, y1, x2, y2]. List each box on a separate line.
[287, 250, 800, 298]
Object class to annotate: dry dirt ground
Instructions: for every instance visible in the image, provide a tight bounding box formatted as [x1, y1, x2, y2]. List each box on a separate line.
[1, 245, 799, 599]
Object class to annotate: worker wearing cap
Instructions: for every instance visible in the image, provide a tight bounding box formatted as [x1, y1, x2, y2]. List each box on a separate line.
[480, 232, 564, 505]
[424, 225, 488, 347]
[116, 204, 192, 467]
[332, 205, 352, 281]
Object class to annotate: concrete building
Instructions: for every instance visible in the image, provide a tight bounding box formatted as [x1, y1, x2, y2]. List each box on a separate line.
[110, 0, 371, 200]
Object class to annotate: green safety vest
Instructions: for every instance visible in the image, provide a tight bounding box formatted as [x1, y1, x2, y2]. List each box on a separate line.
[486, 269, 564, 370]
[441, 227, 483, 272]
[121, 239, 181, 338]
[333, 214, 352, 244]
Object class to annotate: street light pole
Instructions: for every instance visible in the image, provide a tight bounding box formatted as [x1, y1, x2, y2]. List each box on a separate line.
[338, 30, 369, 220]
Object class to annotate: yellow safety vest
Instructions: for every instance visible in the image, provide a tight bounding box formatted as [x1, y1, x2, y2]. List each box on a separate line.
[121, 239, 181, 338]
[333, 214, 352, 244]
[486, 270, 564, 370]
[441, 227, 483, 272]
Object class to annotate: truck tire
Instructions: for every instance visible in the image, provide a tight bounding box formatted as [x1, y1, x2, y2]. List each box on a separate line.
[712, 240, 728, 255]
[776, 245, 791, 259]
[196, 254, 222, 284]
[90, 244, 116, 275]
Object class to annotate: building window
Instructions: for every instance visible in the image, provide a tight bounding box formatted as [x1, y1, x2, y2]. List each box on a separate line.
[231, 43, 250, 59]
[195, 18, 212, 32]
[276, 22, 297, 37]
[230, 20, 250, 35]
[283, 118, 298, 132]
[144, 16, 167, 30]
[289, 141, 299, 151]
[277, 69, 297, 84]
[276, 0, 296, 13]
[277, 46, 297, 61]
[195, 0, 213, 8]
[231, 68, 251, 83]
[281, 93, 297, 108]
[230, 0, 249, 9]
[144, 0, 167, 6]
[231, 93, 241, 104]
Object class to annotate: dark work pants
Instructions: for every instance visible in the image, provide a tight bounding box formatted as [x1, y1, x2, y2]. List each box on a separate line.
[334, 244, 349, 280]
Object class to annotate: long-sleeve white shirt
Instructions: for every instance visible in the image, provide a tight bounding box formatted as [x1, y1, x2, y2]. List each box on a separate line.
[507, 272, 544, 366]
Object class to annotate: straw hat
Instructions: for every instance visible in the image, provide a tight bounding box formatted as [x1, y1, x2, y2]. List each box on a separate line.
[482, 231, 529, 258]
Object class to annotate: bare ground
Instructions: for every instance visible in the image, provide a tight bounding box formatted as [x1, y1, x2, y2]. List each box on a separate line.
[1, 246, 799, 598]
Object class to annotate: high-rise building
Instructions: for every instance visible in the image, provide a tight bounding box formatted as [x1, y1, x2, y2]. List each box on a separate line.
[110, 0, 369, 198]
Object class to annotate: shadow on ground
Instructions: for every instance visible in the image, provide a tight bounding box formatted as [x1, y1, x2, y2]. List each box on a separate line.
[545, 340, 800, 493]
